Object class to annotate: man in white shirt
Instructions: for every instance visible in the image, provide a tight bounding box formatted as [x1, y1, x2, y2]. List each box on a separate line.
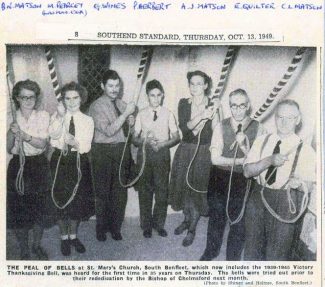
[133, 80, 180, 238]
[243, 99, 316, 260]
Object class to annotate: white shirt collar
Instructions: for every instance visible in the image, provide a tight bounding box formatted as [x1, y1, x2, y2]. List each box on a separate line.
[17, 109, 36, 122]
[274, 132, 300, 144]
[230, 116, 250, 132]
[66, 110, 82, 119]
[150, 105, 162, 114]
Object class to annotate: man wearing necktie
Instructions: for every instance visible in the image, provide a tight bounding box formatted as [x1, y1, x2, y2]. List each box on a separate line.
[243, 100, 316, 260]
[200, 89, 265, 261]
[133, 80, 180, 238]
[89, 70, 136, 242]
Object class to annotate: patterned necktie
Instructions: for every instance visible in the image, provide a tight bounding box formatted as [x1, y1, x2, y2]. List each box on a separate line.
[112, 100, 127, 137]
[113, 100, 121, 117]
[236, 123, 242, 134]
[265, 140, 282, 185]
[153, 110, 158, 121]
[68, 116, 75, 152]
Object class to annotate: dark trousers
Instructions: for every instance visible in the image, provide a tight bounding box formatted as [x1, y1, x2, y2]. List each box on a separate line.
[244, 182, 302, 261]
[136, 147, 170, 231]
[91, 143, 130, 234]
[204, 167, 247, 260]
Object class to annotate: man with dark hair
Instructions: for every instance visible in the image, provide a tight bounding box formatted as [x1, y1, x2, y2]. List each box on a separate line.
[243, 99, 316, 261]
[200, 89, 265, 261]
[133, 79, 180, 238]
[89, 69, 136, 242]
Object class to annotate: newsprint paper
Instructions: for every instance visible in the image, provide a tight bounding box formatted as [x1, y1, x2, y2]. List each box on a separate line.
[0, 0, 323, 286]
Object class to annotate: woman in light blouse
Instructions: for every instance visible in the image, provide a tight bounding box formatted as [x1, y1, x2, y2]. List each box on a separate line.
[49, 82, 94, 256]
[7, 79, 50, 260]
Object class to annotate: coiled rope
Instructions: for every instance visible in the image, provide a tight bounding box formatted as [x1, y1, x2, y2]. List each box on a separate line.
[186, 46, 240, 193]
[51, 147, 82, 210]
[45, 46, 81, 208]
[260, 141, 309, 223]
[226, 136, 251, 225]
[119, 47, 153, 188]
[7, 65, 26, 196]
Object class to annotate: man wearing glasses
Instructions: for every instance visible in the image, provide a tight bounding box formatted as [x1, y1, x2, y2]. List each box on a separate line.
[243, 99, 315, 260]
[200, 89, 265, 261]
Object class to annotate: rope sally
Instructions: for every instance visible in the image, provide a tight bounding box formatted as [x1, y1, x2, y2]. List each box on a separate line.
[7, 65, 26, 196]
[119, 47, 154, 188]
[253, 47, 306, 119]
[45, 46, 82, 209]
[186, 46, 240, 193]
[45, 46, 61, 99]
[211, 46, 240, 101]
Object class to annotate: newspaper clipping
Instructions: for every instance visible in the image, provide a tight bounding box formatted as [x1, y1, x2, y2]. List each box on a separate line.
[0, 0, 323, 286]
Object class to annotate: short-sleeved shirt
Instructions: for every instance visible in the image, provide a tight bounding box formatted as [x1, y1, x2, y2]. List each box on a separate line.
[49, 110, 94, 154]
[11, 110, 50, 156]
[88, 95, 127, 144]
[134, 106, 178, 142]
[244, 133, 316, 189]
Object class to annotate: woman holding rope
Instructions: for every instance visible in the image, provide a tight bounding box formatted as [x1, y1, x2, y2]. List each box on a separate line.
[243, 99, 316, 261]
[7, 80, 50, 260]
[169, 70, 220, 247]
[49, 82, 94, 256]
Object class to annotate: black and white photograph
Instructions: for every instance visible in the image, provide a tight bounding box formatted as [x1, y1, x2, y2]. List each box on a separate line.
[6, 44, 317, 262]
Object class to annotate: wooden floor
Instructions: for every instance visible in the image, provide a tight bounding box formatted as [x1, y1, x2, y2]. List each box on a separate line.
[6, 212, 230, 261]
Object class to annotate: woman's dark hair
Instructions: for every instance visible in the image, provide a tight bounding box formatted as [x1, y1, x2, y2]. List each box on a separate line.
[12, 79, 41, 109]
[59, 81, 88, 104]
[186, 70, 212, 96]
[146, 79, 164, 94]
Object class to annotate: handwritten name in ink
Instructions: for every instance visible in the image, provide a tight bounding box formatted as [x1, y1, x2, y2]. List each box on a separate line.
[181, 2, 226, 10]
[234, 2, 275, 10]
[281, 3, 322, 10]
[233, 2, 322, 11]
[93, 2, 126, 11]
[1, 2, 42, 11]
[133, 1, 171, 10]
[42, 1, 87, 16]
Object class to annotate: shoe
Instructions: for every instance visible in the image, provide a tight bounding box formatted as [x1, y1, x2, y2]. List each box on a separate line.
[70, 238, 86, 253]
[61, 239, 71, 256]
[96, 227, 107, 242]
[156, 228, 168, 237]
[111, 232, 123, 241]
[32, 245, 49, 260]
[174, 222, 188, 235]
[200, 251, 215, 261]
[20, 251, 31, 260]
[182, 231, 195, 247]
[143, 229, 152, 238]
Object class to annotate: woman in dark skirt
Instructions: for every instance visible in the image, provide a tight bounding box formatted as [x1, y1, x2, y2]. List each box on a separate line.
[7, 79, 50, 260]
[169, 71, 221, 247]
[49, 82, 94, 256]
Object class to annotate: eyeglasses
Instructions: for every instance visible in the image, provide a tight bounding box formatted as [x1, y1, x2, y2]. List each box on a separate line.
[276, 115, 298, 121]
[18, 96, 36, 101]
[230, 103, 247, 110]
